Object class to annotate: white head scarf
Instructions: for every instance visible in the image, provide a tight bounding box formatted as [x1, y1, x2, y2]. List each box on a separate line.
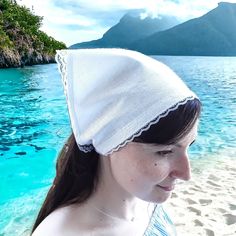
[55, 48, 198, 156]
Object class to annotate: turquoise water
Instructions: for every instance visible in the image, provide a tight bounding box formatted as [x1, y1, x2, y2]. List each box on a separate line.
[0, 65, 71, 235]
[155, 56, 236, 156]
[0, 57, 235, 235]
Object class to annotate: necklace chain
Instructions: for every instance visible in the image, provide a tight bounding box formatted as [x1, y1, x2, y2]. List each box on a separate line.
[92, 203, 153, 223]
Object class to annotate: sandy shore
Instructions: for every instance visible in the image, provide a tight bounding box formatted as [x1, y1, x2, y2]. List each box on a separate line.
[165, 153, 236, 236]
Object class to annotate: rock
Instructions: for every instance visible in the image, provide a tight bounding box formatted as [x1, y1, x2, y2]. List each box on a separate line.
[15, 151, 27, 155]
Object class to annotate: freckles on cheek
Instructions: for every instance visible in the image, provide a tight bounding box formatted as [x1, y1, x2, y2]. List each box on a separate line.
[128, 177, 148, 192]
[129, 178, 134, 182]
[152, 161, 169, 179]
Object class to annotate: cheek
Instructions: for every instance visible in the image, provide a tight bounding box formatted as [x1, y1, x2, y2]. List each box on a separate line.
[110, 152, 170, 190]
[140, 158, 171, 183]
[109, 154, 151, 197]
[110, 154, 141, 185]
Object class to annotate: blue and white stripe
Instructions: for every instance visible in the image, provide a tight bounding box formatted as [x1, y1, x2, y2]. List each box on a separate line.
[144, 205, 177, 236]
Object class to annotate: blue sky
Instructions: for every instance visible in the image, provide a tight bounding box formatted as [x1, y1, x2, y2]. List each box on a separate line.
[16, 0, 236, 47]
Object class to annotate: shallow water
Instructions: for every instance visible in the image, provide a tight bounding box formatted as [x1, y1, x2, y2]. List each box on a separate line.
[0, 56, 235, 235]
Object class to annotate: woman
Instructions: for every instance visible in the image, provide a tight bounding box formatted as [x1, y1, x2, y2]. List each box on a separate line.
[31, 48, 201, 236]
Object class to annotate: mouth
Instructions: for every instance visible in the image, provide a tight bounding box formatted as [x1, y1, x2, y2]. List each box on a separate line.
[156, 185, 175, 191]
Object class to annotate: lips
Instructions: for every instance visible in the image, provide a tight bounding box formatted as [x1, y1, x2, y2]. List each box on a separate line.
[157, 185, 175, 191]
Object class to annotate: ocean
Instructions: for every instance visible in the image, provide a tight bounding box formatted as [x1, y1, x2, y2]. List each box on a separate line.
[0, 56, 235, 235]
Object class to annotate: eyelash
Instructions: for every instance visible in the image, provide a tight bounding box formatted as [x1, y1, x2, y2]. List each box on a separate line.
[156, 141, 196, 156]
[156, 150, 173, 156]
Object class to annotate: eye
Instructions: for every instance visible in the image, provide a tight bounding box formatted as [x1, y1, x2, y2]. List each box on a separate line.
[156, 150, 173, 156]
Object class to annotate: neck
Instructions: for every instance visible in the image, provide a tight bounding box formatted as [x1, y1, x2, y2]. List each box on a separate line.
[87, 155, 152, 222]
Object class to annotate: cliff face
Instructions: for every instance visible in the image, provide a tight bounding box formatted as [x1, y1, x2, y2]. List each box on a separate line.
[0, 0, 66, 68]
[0, 29, 55, 68]
[0, 47, 55, 68]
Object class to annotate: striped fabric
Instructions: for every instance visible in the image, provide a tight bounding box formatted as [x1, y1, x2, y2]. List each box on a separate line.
[144, 205, 177, 236]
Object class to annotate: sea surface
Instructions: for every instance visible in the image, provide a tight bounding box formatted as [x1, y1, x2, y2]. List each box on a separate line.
[0, 56, 235, 235]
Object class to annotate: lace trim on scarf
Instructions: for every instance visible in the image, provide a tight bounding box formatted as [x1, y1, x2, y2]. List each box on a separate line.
[55, 50, 68, 99]
[78, 143, 95, 152]
[55, 50, 96, 153]
[106, 96, 196, 155]
[79, 96, 195, 155]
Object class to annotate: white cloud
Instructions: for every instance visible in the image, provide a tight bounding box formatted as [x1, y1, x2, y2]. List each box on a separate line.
[16, 0, 236, 47]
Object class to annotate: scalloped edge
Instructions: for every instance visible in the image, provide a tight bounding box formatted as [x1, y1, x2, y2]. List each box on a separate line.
[105, 96, 196, 155]
[78, 96, 196, 155]
[55, 50, 68, 98]
[78, 143, 94, 153]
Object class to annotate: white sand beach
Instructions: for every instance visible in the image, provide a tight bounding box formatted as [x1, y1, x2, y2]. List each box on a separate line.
[165, 152, 236, 236]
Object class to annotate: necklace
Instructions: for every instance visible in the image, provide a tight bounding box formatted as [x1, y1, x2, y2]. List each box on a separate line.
[92, 203, 153, 223]
[92, 205, 135, 222]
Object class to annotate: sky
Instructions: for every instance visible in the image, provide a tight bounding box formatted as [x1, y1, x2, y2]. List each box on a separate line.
[16, 0, 236, 47]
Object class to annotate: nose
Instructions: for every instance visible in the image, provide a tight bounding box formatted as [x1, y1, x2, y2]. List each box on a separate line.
[169, 152, 191, 181]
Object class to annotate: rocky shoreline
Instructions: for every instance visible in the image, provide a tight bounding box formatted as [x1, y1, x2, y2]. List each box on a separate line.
[0, 47, 55, 68]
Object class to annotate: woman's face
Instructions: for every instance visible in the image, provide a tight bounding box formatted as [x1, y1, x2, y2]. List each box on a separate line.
[109, 121, 198, 203]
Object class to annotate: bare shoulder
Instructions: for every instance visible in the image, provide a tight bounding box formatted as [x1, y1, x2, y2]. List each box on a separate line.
[32, 205, 76, 236]
[31, 203, 151, 236]
[31, 203, 104, 236]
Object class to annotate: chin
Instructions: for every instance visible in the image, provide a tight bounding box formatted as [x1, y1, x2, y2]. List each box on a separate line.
[148, 197, 169, 204]
[140, 193, 171, 204]
[155, 197, 170, 204]
[149, 191, 172, 204]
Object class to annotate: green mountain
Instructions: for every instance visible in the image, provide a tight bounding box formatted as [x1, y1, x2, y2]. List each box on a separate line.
[70, 12, 180, 49]
[0, 0, 66, 68]
[131, 2, 236, 56]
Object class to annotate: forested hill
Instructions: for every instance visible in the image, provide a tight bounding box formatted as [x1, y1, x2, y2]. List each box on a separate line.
[0, 0, 66, 68]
